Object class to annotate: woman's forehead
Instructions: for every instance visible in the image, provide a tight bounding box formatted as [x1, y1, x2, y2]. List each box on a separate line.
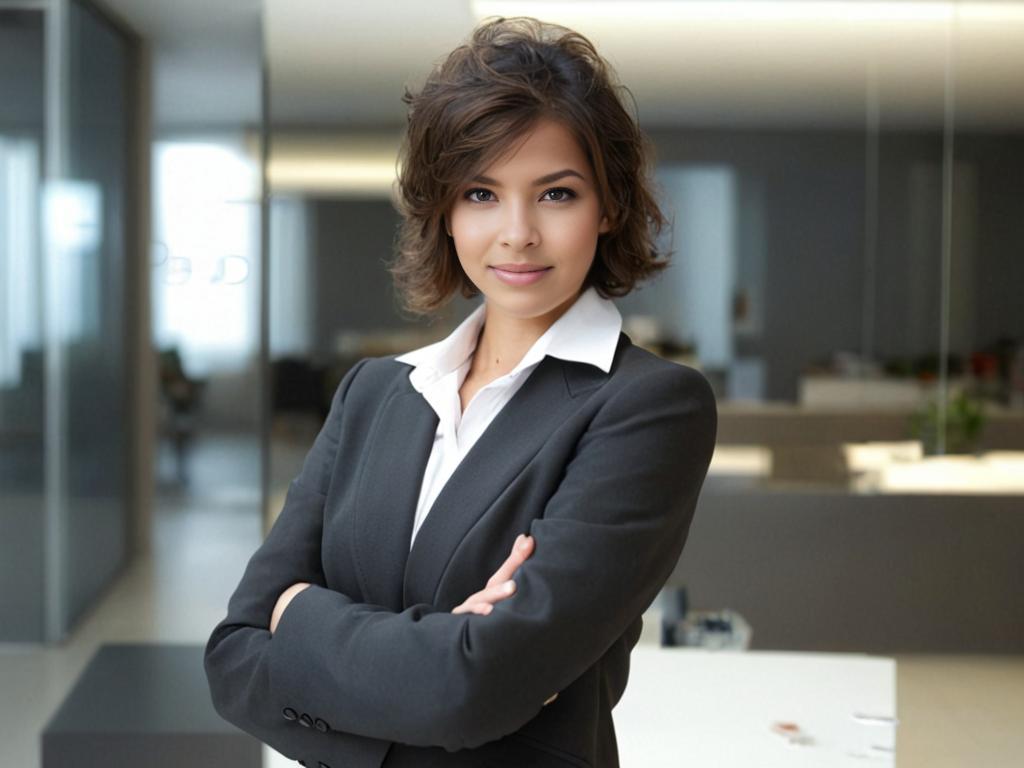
[470, 118, 593, 179]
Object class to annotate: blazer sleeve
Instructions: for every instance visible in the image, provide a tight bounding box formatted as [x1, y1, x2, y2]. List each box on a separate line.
[203, 357, 381, 759]
[265, 363, 718, 752]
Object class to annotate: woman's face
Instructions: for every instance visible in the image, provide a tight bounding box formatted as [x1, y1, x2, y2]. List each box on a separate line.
[447, 117, 610, 325]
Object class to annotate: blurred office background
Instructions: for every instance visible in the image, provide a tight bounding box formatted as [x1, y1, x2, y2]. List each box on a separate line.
[1, 1, 1022, 766]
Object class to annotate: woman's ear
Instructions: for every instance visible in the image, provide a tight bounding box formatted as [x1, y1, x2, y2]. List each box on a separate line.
[442, 212, 453, 238]
[598, 214, 611, 235]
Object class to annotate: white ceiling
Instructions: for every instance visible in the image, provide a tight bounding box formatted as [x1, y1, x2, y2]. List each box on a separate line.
[100, 0, 262, 129]
[265, 0, 1024, 130]
[99, 0, 1024, 130]
[264, 0, 475, 127]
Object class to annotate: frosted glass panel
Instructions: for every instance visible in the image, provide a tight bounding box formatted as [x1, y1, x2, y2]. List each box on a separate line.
[0, 7, 46, 642]
[60, 0, 131, 633]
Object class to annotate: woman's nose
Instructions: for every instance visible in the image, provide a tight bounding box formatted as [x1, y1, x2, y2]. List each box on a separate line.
[499, 203, 540, 250]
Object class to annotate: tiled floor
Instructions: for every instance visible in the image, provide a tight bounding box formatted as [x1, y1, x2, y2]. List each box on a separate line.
[1, 436, 1022, 766]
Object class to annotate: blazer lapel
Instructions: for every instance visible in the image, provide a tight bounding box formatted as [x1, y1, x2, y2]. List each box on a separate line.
[401, 352, 611, 609]
[350, 387, 438, 611]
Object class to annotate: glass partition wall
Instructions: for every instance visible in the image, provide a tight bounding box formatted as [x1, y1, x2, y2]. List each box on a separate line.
[0, 4, 48, 642]
[0, 0, 136, 643]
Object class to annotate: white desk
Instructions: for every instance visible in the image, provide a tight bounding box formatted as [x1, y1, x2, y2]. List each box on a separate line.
[614, 647, 897, 767]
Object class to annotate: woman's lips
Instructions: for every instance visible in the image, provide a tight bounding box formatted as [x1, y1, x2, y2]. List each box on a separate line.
[489, 266, 552, 286]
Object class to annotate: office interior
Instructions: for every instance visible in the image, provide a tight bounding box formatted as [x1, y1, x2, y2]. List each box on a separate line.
[1, 1, 1022, 766]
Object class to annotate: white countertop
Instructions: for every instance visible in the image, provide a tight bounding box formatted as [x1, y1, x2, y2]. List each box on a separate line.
[614, 647, 897, 767]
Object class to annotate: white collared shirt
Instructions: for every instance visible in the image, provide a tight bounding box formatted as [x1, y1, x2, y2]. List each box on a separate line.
[394, 286, 623, 550]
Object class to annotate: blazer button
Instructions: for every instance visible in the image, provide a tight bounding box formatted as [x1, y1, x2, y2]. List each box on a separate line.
[314, 717, 329, 733]
[282, 707, 298, 721]
[299, 713, 314, 728]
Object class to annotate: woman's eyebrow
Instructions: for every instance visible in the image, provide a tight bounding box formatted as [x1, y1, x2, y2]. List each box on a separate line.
[470, 169, 586, 187]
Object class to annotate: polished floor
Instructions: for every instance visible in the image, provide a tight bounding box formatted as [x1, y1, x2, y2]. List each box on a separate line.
[1, 436, 1022, 767]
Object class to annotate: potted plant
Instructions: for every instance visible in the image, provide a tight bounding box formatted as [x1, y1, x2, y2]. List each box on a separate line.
[910, 390, 987, 456]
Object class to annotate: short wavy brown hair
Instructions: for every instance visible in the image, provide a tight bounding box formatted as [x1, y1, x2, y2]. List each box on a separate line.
[388, 16, 670, 318]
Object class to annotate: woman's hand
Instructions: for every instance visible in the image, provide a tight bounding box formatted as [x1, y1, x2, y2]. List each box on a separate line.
[451, 533, 559, 707]
[452, 533, 534, 616]
[270, 582, 311, 635]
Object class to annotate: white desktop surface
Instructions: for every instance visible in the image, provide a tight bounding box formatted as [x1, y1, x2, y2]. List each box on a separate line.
[614, 647, 897, 767]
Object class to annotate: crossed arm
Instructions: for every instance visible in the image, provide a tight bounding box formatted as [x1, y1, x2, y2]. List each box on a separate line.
[204, 359, 717, 754]
[270, 532, 537, 627]
[269, 533, 557, 704]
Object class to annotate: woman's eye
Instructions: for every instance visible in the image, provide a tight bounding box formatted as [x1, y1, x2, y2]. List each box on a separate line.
[463, 187, 575, 203]
[542, 187, 576, 202]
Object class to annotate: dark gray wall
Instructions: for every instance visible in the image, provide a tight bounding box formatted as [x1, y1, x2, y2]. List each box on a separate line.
[0, 9, 44, 130]
[672, 489, 1024, 653]
[644, 127, 1024, 399]
[310, 198, 477, 359]
[960, 134, 1024, 347]
[311, 198, 404, 352]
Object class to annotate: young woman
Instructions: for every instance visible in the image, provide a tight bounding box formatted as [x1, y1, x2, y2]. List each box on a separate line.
[205, 16, 717, 768]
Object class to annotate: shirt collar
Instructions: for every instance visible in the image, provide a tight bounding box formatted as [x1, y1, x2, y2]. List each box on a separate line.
[395, 285, 622, 392]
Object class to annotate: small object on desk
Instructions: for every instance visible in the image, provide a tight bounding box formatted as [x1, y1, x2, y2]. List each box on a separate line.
[770, 720, 815, 746]
[659, 589, 753, 649]
[851, 712, 900, 726]
[663, 606, 752, 650]
[849, 711, 899, 760]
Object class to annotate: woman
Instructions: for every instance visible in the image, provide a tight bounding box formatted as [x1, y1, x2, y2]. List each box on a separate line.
[205, 16, 717, 768]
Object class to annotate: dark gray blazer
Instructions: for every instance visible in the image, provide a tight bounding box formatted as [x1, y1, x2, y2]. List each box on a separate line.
[204, 331, 717, 768]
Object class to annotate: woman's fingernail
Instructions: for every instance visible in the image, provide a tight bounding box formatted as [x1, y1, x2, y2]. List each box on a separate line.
[504, 581, 515, 593]
[519, 536, 530, 550]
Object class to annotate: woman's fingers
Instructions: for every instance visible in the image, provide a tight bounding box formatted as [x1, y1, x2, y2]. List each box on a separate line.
[451, 579, 517, 614]
[450, 534, 534, 615]
[485, 534, 534, 588]
[452, 601, 493, 616]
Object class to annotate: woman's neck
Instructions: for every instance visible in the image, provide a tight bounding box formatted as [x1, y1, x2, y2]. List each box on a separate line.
[471, 291, 579, 378]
